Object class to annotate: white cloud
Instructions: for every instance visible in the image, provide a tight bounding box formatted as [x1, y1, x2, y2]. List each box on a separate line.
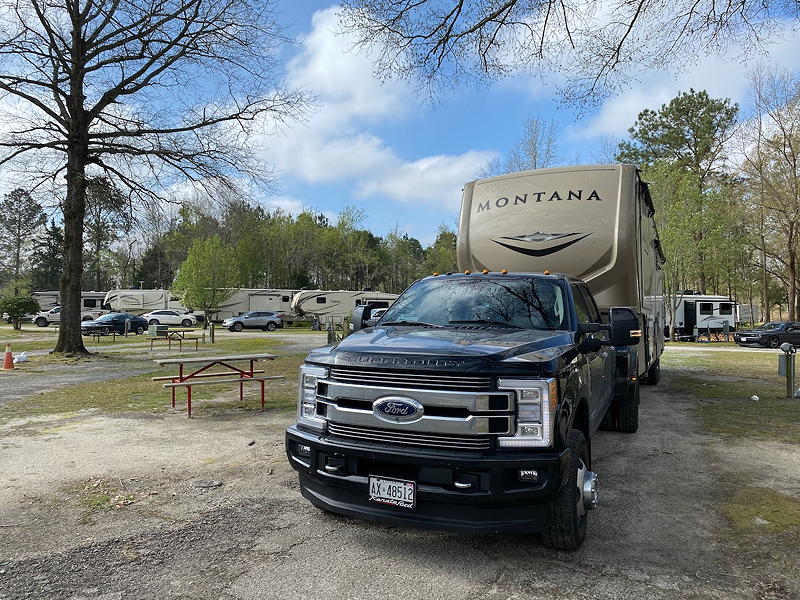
[259, 6, 493, 210]
[577, 20, 800, 140]
[356, 151, 494, 208]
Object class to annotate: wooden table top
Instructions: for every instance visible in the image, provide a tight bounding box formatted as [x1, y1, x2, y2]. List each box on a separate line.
[153, 353, 277, 366]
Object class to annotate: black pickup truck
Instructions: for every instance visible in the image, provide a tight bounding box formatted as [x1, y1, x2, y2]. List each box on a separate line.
[285, 272, 641, 550]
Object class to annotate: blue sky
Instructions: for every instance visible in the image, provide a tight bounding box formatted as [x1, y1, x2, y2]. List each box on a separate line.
[260, 3, 800, 245]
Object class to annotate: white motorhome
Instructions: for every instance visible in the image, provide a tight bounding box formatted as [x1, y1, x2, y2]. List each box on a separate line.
[291, 290, 398, 325]
[671, 293, 738, 340]
[458, 164, 665, 381]
[104, 289, 187, 314]
[33, 290, 108, 312]
[210, 289, 301, 321]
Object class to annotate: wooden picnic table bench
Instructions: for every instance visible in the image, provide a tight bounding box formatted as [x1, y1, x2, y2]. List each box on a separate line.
[153, 353, 282, 417]
[148, 327, 204, 351]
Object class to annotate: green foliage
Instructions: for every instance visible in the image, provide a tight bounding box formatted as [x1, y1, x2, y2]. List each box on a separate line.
[83, 177, 131, 290]
[173, 236, 238, 319]
[29, 221, 63, 290]
[0, 188, 46, 285]
[0, 294, 40, 330]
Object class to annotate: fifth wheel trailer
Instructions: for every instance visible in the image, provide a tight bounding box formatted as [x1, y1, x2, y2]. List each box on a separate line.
[671, 293, 738, 340]
[209, 289, 301, 321]
[290, 290, 399, 324]
[457, 164, 665, 381]
[104, 289, 187, 314]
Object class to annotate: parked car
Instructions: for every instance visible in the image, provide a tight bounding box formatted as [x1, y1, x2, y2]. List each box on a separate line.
[733, 322, 800, 348]
[34, 306, 105, 327]
[222, 311, 283, 332]
[142, 309, 197, 327]
[81, 312, 148, 336]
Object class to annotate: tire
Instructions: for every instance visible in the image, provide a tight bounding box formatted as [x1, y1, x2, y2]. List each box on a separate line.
[181, 319, 192, 327]
[642, 359, 660, 386]
[233, 322, 244, 332]
[149, 319, 159, 325]
[35, 317, 48, 327]
[616, 380, 639, 433]
[266, 321, 277, 331]
[768, 336, 780, 349]
[541, 428, 590, 551]
[135, 325, 144, 335]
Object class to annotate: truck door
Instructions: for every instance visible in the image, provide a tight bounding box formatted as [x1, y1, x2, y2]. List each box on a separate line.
[573, 285, 612, 427]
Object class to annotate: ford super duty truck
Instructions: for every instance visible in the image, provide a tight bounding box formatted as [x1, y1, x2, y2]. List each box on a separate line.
[285, 271, 643, 549]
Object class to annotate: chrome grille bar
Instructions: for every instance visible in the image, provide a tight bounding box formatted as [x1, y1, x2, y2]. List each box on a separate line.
[329, 367, 493, 390]
[327, 422, 491, 451]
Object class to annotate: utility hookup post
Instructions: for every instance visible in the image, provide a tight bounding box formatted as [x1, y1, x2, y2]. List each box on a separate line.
[778, 343, 797, 399]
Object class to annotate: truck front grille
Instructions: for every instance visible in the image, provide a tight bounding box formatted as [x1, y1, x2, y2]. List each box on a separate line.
[326, 422, 491, 451]
[329, 367, 493, 391]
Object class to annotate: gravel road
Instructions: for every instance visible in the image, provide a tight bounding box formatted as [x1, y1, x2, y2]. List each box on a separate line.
[1, 373, 789, 600]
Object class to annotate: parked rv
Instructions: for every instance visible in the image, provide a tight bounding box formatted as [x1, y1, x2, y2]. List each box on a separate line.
[32, 290, 108, 313]
[669, 293, 738, 341]
[290, 290, 398, 325]
[103, 289, 187, 315]
[458, 163, 665, 383]
[209, 289, 300, 322]
[286, 164, 661, 550]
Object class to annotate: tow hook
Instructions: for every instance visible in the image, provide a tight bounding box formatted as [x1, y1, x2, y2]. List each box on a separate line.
[582, 471, 598, 510]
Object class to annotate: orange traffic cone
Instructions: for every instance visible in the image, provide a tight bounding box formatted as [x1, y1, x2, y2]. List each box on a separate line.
[2, 344, 14, 370]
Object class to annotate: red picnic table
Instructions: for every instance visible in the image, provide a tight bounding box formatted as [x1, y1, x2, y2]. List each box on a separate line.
[152, 353, 283, 417]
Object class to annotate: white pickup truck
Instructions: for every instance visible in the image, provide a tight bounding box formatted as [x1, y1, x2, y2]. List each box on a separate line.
[34, 306, 108, 327]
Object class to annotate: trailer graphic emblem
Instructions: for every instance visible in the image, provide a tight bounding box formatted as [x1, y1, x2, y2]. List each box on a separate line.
[493, 232, 591, 257]
[373, 397, 424, 423]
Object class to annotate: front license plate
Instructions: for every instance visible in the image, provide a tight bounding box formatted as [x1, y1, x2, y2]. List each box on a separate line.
[368, 476, 416, 509]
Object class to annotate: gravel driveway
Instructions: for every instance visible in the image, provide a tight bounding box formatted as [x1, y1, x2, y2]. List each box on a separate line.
[1, 373, 790, 600]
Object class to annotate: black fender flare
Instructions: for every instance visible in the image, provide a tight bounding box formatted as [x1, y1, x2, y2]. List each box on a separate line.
[556, 360, 590, 449]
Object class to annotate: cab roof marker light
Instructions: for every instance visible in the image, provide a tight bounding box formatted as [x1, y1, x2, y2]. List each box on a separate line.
[501, 269, 508, 274]
[482, 269, 489, 274]
[464, 270, 471, 274]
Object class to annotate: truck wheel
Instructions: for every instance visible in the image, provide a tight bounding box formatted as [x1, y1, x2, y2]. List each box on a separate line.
[35, 317, 48, 327]
[642, 359, 660, 386]
[541, 428, 593, 551]
[616, 381, 639, 433]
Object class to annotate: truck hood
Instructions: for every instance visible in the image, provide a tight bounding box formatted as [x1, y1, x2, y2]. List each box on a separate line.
[307, 325, 577, 371]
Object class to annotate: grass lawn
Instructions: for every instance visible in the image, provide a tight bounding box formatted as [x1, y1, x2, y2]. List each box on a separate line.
[661, 350, 800, 444]
[0, 352, 304, 422]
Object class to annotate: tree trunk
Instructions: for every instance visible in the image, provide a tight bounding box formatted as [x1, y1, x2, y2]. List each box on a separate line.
[54, 157, 89, 354]
[788, 252, 796, 322]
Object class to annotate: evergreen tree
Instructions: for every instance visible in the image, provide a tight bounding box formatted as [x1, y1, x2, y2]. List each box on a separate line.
[30, 221, 64, 290]
[0, 188, 46, 290]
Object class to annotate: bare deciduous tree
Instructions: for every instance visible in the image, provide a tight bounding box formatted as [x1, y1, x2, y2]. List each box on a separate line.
[339, 0, 795, 101]
[739, 66, 800, 320]
[0, 0, 307, 354]
[481, 115, 559, 176]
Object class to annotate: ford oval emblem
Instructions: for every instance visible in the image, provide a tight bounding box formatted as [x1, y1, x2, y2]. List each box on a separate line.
[372, 396, 424, 423]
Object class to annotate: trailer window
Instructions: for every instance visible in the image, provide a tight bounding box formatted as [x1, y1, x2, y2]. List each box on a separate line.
[699, 303, 713, 315]
[316, 297, 327, 304]
[282, 296, 290, 302]
[718, 303, 733, 315]
[84, 299, 97, 308]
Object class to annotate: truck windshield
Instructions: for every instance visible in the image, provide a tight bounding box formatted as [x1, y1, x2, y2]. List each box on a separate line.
[381, 277, 569, 330]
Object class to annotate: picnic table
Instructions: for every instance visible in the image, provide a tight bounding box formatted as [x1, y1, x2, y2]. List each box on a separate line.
[152, 353, 284, 417]
[148, 328, 204, 351]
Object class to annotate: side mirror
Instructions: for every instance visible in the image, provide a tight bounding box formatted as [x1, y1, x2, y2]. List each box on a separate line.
[351, 305, 373, 332]
[609, 307, 642, 347]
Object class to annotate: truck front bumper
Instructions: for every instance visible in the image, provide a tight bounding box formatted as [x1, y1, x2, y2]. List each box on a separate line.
[285, 425, 571, 534]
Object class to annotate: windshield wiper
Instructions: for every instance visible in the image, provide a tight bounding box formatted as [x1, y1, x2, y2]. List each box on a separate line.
[448, 319, 526, 329]
[381, 320, 446, 328]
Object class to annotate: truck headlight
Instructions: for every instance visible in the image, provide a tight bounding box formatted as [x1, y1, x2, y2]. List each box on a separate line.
[298, 364, 327, 432]
[497, 378, 557, 448]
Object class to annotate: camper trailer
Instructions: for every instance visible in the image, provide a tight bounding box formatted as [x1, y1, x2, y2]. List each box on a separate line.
[32, 290, 108, 312]
[671, 293, 738, 340]
[458, 163, 665, 380]
[209, 289, 301, 321]
[290, 290, 398, 325]
[104, 289, 187, 314]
